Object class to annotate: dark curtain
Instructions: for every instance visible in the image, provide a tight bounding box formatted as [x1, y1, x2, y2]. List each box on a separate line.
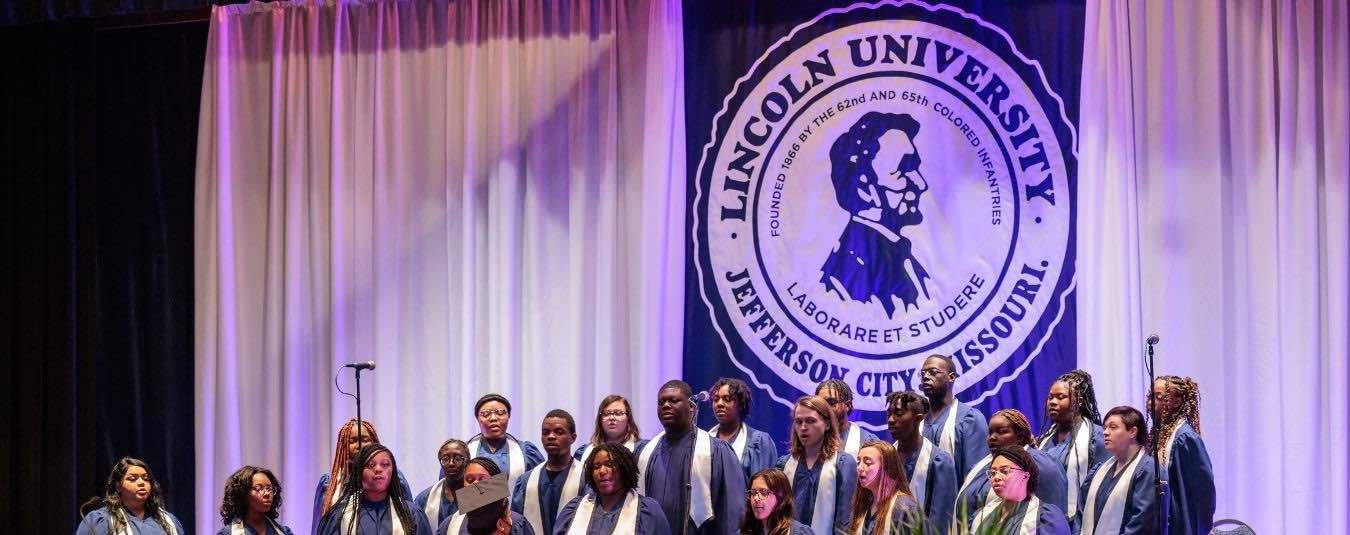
[0, 18, 205, 531]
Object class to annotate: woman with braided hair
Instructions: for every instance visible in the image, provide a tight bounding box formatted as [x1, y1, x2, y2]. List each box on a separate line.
[1150, 376, 1215, 535]
[1036, 370, 1108, 528]
[312, 419, 415, 534]
[317, 443, 434, 535]
[951, 409, 1066, 533]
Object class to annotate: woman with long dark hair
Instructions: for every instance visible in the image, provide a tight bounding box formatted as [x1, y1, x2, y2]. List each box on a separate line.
[313, 419, 415, 533]
[740, 469, 813, 535]
[317, 444, 433, 535]
[217, 465, 295, 534]
[76, 457, 185, 535]
[1036, 370, 1108, 527]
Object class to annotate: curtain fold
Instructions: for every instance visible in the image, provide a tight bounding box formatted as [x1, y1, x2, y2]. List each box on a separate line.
[1078, 1, 1348, 532]
[194, 1, 684, 533]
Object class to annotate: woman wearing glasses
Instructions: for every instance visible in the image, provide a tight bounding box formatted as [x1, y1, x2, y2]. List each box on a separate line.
[969, 447, 1069, 535]
[468, 393, 544, 490]
[217, 466, 294, 534]
[740, 468, 813, 535]
[575, 394, 647, 463]
[415, 439, 471, 527]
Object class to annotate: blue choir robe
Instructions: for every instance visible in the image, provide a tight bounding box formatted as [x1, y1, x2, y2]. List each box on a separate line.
[312, 470, 415, 535]
[920, 402, 989, 482]
[438, 511, 535, 535]
[858, 494, 921, 535]
[1076, 453, 1158, 535]
[75, 508, 186, 535]
[470, 434, 546, 490]
[974, 500, 1070, 535]
[1038, 420, 1109, 525]
[839, 423, 880, 457]
[316, 497, 435, 535]
[511, 462, 583, 535]
[954, 447, 1068, 528]
[636, 429, 747, 535]
[216, 518, 298, 535]
[573, 440, 648, 462]
[774, 452, 857, 534]
[553, 492, 672, 535]
[415, 480, 462, 527]
[900, 441, 958, 535]
[706, 423, 778, 481]
[1160, 422, 1215, 535]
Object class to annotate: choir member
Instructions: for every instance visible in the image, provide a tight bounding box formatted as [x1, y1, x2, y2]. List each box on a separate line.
[1150, 376, 1215, 535]
[969, 447, 1070, 535]
[217, 465, 295, 535]
[512, 410, 585, 535]
[317, 444, 434, 535]
[954, 409, 1067, 531]
[885, 391, 956, 535]
[313, 419, 414, 534]
[775, 395, 857, 535]
[469, 394, 545, 490]
[575, 395, 646, 462]
[847, 441, 919, 535]
[918, 355, 989, 480]
[438, 468, 534, 535]
[416, 439, 470, 527]
[815, 380, 879, 457]
[76, 457, 186, 535]
[1078, 406, 1158, 535]
[636, 380, 747, 535]
[1036, 370, 1109, 526]
[740, 469, 814, 535]
[708, 378, 779, 481]
[555, 442, 672, 535]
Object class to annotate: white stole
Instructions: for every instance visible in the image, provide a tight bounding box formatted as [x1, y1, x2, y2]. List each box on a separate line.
[897, 438, 936, 511]
[706, 423, 750, 460]
[919, 401, 961, 458]
[1080, 451, 1145, 535]
[469, 435, 527, 489]
[523, 462, 585, 534]
[637, 430, 714, 526]
[113, 509, 179, 535]
[972, 495, 1040, 535]
[339, 495, 405, 535]
[849, 492, 900, 535]
[1038, 419, 1093, 518]
[424, 479, 447, 525]
[951, 454, 994, 535]
[565, 491, 642, 535]
[841, 424, 863, 457]
[445, 512, 466, 535]
[782, 453, 840, 535]
[327, 473, 349, 510]
[229, 518, 284, 535]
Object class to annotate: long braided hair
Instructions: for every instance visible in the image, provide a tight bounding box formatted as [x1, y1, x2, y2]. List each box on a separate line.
[340, 444, 418, 534]
[991, 409, 1036, 447]
[321, 418, 382, 519]
[80, 457, 172, 535]
[1036, 369, 1103, 444]
[1149, 376, 1202, 466]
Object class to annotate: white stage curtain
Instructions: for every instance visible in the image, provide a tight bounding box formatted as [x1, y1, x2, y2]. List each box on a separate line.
[1079, 0, 1348, 532]
[193, 1, 685, 533]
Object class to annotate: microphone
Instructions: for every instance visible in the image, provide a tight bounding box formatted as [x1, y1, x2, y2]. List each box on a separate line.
[343, 361, 376, 371]
[691, 390, 712, 403]
[1146, 334, 1160, 345]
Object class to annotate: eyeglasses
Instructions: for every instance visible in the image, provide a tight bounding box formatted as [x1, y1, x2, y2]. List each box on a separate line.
[250, 485, 278, 495]
[600, 410, 628, 419]
[747, 489, 775, 499]
[478, 408, 508, 418]
[438, 454, 467, 464]
[988, 466, 1026, 478]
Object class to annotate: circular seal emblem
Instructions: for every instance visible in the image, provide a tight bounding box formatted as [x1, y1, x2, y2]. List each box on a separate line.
[693, 1, 1077, 420]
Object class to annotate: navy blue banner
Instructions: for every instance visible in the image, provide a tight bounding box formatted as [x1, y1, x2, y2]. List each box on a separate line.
[683, 0, 1083, 446]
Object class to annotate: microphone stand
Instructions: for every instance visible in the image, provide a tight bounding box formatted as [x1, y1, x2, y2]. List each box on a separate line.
[354, 366, 366, 446]
[1145, 336, 1169, 534]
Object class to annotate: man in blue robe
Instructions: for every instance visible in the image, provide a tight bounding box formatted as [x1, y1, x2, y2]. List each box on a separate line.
[512, 410, 585, 535]
[707, 377, 778, 481]
[816, 379, 879, 457]
[887, 391, 957, 534]
[919, 355, 989, 480]
[636, 380, 746, 535]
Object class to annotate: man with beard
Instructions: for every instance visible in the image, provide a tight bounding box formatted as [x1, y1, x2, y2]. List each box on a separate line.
[636, 380, 746, 535]
[417, 439, 471, 526]
[556, 443, 672, 535]
[887, 391, 956, 534]
[468, 394, 544, 490]
[918, 355, 989, 481]
[511, 410, 585, 535]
